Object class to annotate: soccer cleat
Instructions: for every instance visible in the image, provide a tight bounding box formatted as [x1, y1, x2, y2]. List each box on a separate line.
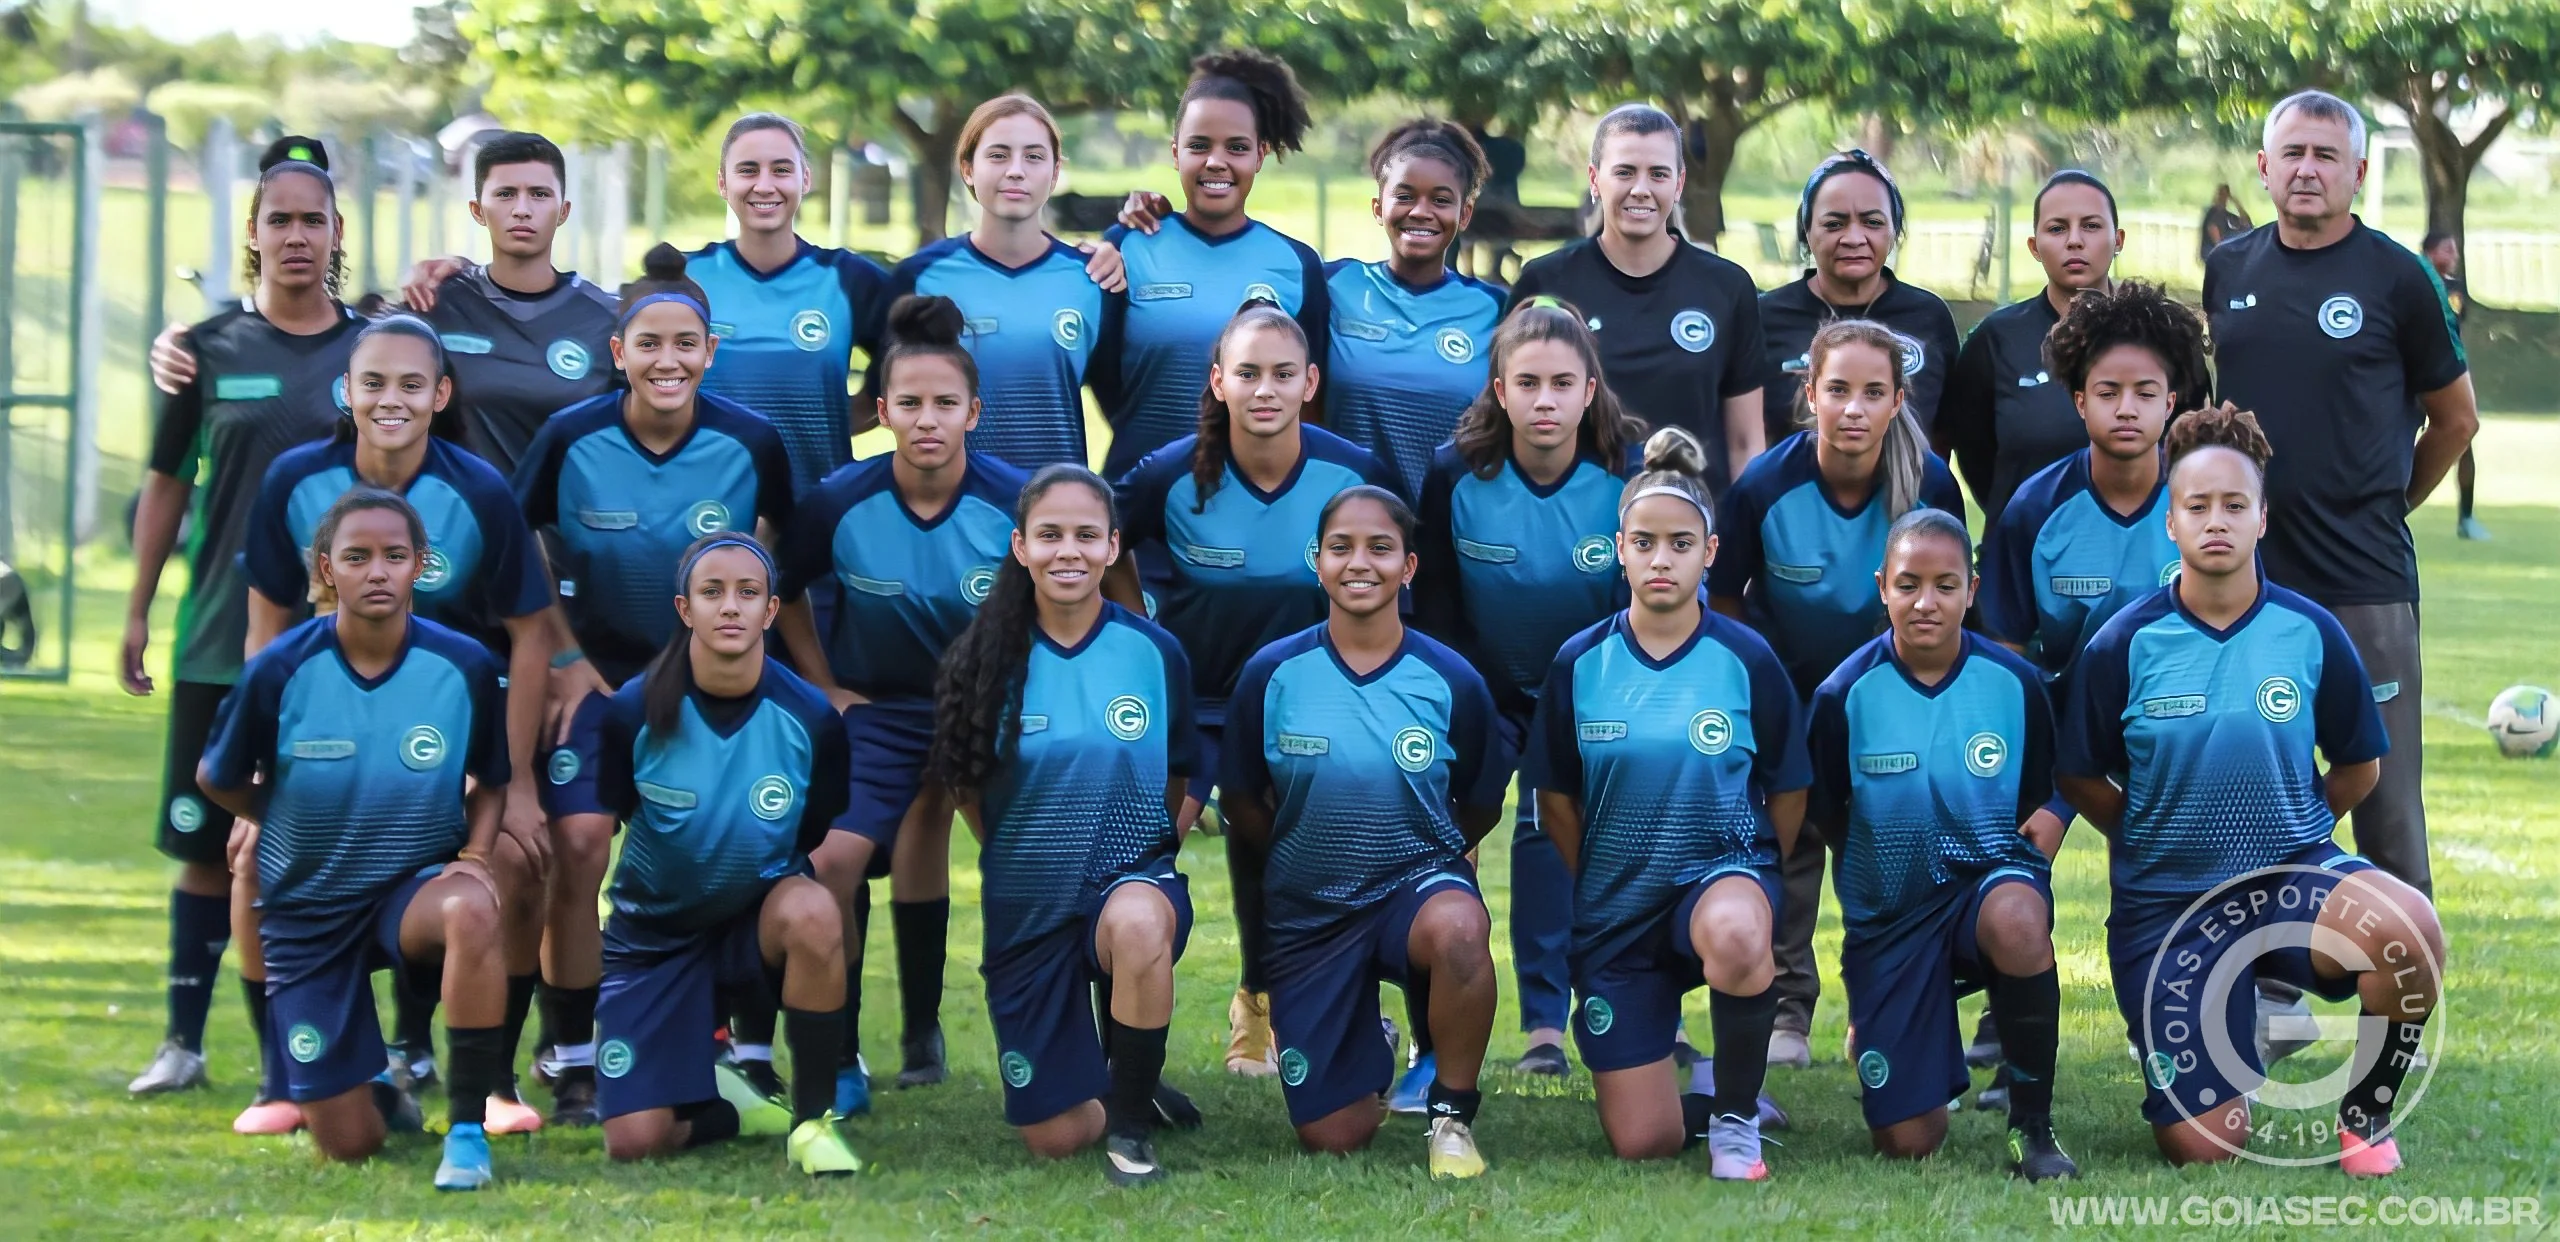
[1513, 1042, 1570, 1077]
[1684, 1058, 1791, 1131]
[389, 1044, 440, 1095]
[129, 1040, 208, 1095]
[897, 1027, 947, 1089]
[716, 1063, 794, 1137]
[1707, 1112, 1769, 1181]
[547, 1067, 599, 1128]
[734, 1058, 786, 1103]
[1104, 1133, 1167, 1188]
[2458, 516, 2491, 541]
[2008, 1118, 2079, 1182]
[1766, 1029, 1812, 1070]
[434, 1122, 493, 1191]
[788, 1113, 863, 1176]
[1426, 1116, 1487, 1180]
[2340, 1118, 2403, 1178]
[232, 1095, 304, 1136]
[1670, 1031, 1703, 1072]
[1965, 1010, 2004, 1069]
[1151, 1079, 1204, 1131]
[371, 1072, 425, 1133]
[834, 1058, 873, 1118]
[1225, 989, 1277, 1077]
[1974, 1063, 2012, 1114]
[1389, 1053, 1438, 1115]
[483, 1091, 545, 1136]
[2256, 988, 2318, 1067]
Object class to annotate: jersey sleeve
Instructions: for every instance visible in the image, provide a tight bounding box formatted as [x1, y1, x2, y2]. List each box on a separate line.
[1409, 461, 1463, 642]
[465, 647, 512, 788]
[1720, 278, 1772, 398]
[1219, 650, 1278, 804]
[1500, 259, 1544, 316]
[1977, 490, 2041, 645]
[1111, 447, 1179, 547]
[1938, 321, 1998, 497]
[1707, 473, 1767, 600]
[1908, 301, 1964, 432]
[147, 376, 208, 481]
[511, 418, 569, 529]
[2008, 654, 2059, 825]
[2309, 604, 2391, 767]
[199, 656, 286, 796]
[1920, 453, 1969, 526]
[2394, 252, 2469, 394]
[1442, 659, 1510, 812]
[747, 419, 798, 530]
[1804, 678, 1850, 830]
[1522, 646, 1581, 798]
[2056, 625, 2132, 778]
[1745, 635, 1813, 793]
[594, 688, 643, 823]
[1147, 624, 1202, 778]
[1290, 238, 1331, 363]
[242, 457, 308, 607]
[1090, 229, 1132, 419]
[797, 691, 852, 856]
[463, 464, 551, 619]
[776, 484, 844, 604]
[839, 252, 893, 366]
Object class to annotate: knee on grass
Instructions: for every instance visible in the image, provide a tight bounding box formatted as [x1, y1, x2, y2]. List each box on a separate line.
[1871, 1112, 1949, 1161]
[1297, 1105, 1384, 1155]
[1019, 1101, 1105, 1159]
[604, 1112, 685, 1161]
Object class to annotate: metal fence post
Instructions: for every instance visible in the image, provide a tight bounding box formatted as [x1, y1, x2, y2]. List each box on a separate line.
[645, 140, 667, 243]
[143, 111, 168, 373]
[395, 135, 417, 283]
[73, 115, 104, 542]
[203, 117, 235, 307]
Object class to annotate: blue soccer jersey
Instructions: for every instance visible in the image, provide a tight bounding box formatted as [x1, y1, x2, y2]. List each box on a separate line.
[1526, 609, 1809, 965]
[887, 237, 1108, 471]
[979, 603, 1199, 955]
[2059, 582, 2389, 912]
[1321, 260, 1503, 499]
[1979, 448, 2180, 678]
[1710, 429, 1968, 695]
[245, 436, 550, 653]
[1094, 217, 1329, 479]
[1225, 625, 1509, 942]
[201, 615, 508, 918]
[777, 452, 1029, 700]
[593, 659, 850, 954]
[1114, 426, 1395, 718]
[1413, 444, 1630, 710]
[1807, 632, 2057, 938]
[688, 240, 890, 491]
[514, 392, 796, 683]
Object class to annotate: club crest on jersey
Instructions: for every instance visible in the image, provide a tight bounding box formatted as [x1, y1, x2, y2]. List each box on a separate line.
[962, 565, 997, 605]
[790, 309, 831, 351]
[1858, 1048, 1890, 1088]
[416, 546, 452, 591]
[1051, 308, 1088, 350]
[1582, 996, 1616, 1035]
[1572, 535, 1615, 574]
[1278, 1047, 1310, 1086]
[599, 1039, 635, 1078]
[287, 1022, 325, 1063]
[1001, 1050, 1034, 1088]
[548, 750, 581, 785]
[1304, 535, 1321, 573]
[546, 339, 593, 380]
[398, 724, 447, 771]
[1244, 282, 1280, 305]
[2318, 294, 2363, 339]
[331, 375, 351, 413]
[2256, 676, 2302, 723]
[1965, 731, 2008, 778]
[749, 775, 796, 821]
[168, 795, 205, 833]
[684, 500, 733, 537]
[1105, 695, 1150, 742]
[1393, 726, 1438, 773]
[1889, 330, 1927, 376]
[1670, 309, 1715, 353]
[1688, 709, 1734, 756]
[1435, 327, 1476, 364]
[2159, 561, 2182, 586]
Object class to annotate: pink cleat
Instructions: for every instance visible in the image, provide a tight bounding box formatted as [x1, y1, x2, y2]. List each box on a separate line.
[483, 1093, 546, 1136]
[2339, 1127, 2402, 1178]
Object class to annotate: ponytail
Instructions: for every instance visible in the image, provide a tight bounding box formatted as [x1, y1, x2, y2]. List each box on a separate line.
[1795, 318, 1927, 521]
[1192, 299, 1309, 510]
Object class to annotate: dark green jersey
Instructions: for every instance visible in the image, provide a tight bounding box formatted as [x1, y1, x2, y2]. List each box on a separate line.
[425, 266, 620, 476]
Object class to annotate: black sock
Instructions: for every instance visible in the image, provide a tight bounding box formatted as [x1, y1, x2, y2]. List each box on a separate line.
[1096, 980, 1118, 1060]
[677, 1097, 740, 1147]
[891, 899, 949, 1042]
[538, 982, 598, 1061]
[496, 973, 537, 1086]
[1708, 985, 1778, 1120]
[445, 1025, 504, 1126]
[1679, 1090, 1717, 1148]
[392, 965, 437, 1056]
[1107, 1022, 1168, 1140]
[843, 886, 870, 1069]
[785, 1007, 848, 1124]
[731, 988, 779, 1057]
[1425, 1079, 1481, 1127]
[1987, 966, 2061, 1125]
[166, 889, 228, 1053]
[2343, 1005, 2430, 1133]
[241, 976, 282, 1099]
[1405, 980, 1435, 1058]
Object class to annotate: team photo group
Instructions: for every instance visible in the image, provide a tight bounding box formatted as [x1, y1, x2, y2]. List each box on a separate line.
[113, 45, 2470, 1197]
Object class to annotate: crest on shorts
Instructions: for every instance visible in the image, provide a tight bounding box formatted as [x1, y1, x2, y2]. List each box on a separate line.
[599, 1039, 634, 1078]
[169, 795, 206, 833]
[1582, 996, 1616, 1036]
[549, 750, 581, 785]
[288, 1022, 325, 1063]
[1858, 1048, 1890, 1089]
[1001, 1050, 1034, 1088]
[1278, 1047, 1310, 1086]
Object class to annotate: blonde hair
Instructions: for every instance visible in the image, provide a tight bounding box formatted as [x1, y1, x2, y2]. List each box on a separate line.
[1795, 319, 1927, 522]
[957, 95, 1064, 169]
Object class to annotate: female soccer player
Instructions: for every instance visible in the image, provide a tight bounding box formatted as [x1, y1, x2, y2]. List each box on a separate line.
[1757, 150, 1961, 448]
[1712, 319, 1964, 1068]
[2058, 406, 2440, 1176]
[1103, 300, 1395, 1076]
[776, 294, 1029, 1108]
[589, 534, 859, 1176]
[1806, 508, 2076, 1180]
[1980, 282, 2206, 679]
[1524, 427, 1807, 1180]
[123, 136, 362, 1102]
[1506, 105, 1767, 488]
[1224, 486, 1510, 1177]
[1413, 297, 1646, 1077]
[1100, 49, 1330, 481]
[927, 466, 1199, 1187]
[515, 243, 795, 1125]
[1939, 171, 2127, 527]
[196, 489, 511, 1190]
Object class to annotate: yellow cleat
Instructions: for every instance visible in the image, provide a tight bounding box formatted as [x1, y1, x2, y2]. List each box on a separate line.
[1226, 988, 1278, 1077]
[787, 1113, 863, 1177]
[716, 1063, 793, 1138]
[1427, 1117, 1486, 1179]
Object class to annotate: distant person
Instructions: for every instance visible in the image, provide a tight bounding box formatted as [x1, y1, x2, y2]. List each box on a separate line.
[2423, 231, 2487, 541]
[2196, 183, 2252, 263]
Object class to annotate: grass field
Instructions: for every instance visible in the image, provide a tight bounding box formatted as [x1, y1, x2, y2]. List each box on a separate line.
[1, 426, 2555, 1239]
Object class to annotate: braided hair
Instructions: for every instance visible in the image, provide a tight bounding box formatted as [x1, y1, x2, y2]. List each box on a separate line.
[2164, 401, 2273, 490]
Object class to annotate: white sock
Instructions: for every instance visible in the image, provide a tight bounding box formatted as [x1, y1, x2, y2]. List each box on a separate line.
[551, 1041, 595, 1068]
[730, 1043, 773, 1063]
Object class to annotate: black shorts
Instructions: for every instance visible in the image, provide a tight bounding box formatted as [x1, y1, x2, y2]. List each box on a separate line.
[157, 680, 239, 865]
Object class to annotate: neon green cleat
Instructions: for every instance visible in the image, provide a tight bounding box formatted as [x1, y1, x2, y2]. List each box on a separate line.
[788, 1113, 863, 1176]
[716, 1063, 793, 1138]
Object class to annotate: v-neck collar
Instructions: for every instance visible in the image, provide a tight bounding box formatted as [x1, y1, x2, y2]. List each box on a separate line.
[723, 238, 817, 282]
[1615, 608, 1708, 672]
[687, 673, 768, 739]
[620, 404, 702, 466]
[1229, 433, 1310, 504]
[1508, 453, 1589, 500]
[1323, 625, 1410, 687]
[893, 461, 973, 530]
[964, 233, 1064, 277]
[2170, 576, 2268, 643]
[1035, 606, 1111, 658]
[328, 616, 414, 691]
[2076, 448, 2167, 528]
[1886, 631, 1972, 699]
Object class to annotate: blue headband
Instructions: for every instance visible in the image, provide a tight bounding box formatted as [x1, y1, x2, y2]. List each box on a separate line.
[619, 291, 711, 331]
[676, 534, 774, 594]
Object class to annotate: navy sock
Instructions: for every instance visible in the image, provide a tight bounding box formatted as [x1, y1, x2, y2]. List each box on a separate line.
[1680, 1090, 1717, 1148]
[537, 983, 597, 1056]
[890, 898, 949, 1042]
[445, 1026, 503, 1126]
[498, 973, 537, 1088]
[1425, 1079, 1481, 1127]
[2344, 1005, 2430, 1134]
[241, 976, 283, 1099]
[1987, 966, 2060, 1124]
[1107, 1022, 1168, 1140]
[677, 1097, 740, 1147]
[1708, 985, 1778, 1121]
[166, 889, 228, 1053]
[392, 966, 437, 1056]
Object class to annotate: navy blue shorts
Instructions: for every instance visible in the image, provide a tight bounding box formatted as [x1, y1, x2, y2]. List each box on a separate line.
[2108, 842, 2375, 1127]
[1570, 863, 1782, 1073]
[595, 905, 779, 1120]
[1266, 870, 1482, 1126]
[1842, 866, 2053, 1128]
[539, 691, 614, 818]
[262, 868, 439, 1104]
[983, 867, 1194, 1127]
[837, 698, 937, 855]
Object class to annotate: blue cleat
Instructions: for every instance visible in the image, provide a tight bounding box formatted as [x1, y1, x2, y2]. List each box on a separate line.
[833, 1058, 872, 1118]
[435, 1122, 493, 1191]
[1389, 1052, 1437, 1115]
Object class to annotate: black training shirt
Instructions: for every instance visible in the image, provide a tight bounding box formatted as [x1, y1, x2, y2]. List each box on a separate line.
[1756, 268, 1961, 444]
[1939, 293, 2081, 526]
[424, 265, 621, 476]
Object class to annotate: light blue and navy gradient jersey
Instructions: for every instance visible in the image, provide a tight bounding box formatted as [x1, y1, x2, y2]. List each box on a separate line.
[778, 453, 1029, 700]
[594, 660, 850, 955]
[2059, 582, 2388, 917]
[1094, 217, 1329, 479]
[688, 240, 890, 491]
[202, 615, 506, 918]
[1413, 445, 1631, 712]
[1807, 632, 2055, 939]
[1321, 260, 1503, 499]
[1114, 426, 1395, 719]
[1710, 429, 1968, 695]
[1526, 609, 1808, 966]
[1979, 448, 2179, 678]
[514, 392, 795, 683]
[1226, 625, 1507, 941]
[980, 603, 1198, 958]
[246, 436, 548, 653]
[886, 236, 1107, 470]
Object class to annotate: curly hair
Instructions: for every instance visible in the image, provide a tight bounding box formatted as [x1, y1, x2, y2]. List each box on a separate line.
[2164, 401, 2272, 480]
[1368, 118, 1490, 202]
[1181, 49, 1312, 155]
[2041, 280, 2211, 408]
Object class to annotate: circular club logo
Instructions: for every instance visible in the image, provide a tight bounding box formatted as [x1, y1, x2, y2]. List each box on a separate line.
[1858, 1048, 1891, 1089]
[1392, 725, 1437, 773]
[2160, 560, 2183, 586]
[1434, 327, 1475, 364]
[1572, 534, 1615, 575]
[2257, 676, 2303, 723]
[1582, 996, 1616, 1036]
[1669, 309, 1715, 354]
[1688, 709, 1734, 756]
[287, 1022, 325, 1064]
[598, 1039, 634, 1079]
[2137, 863, 2445, 1166]
[1105, 695, 1150, 742]
[1243, 282, 1280, 305]
[1889, 330, 1928, 377]
[2319, 294, 2365, 340]
[1278, 1047, 1310, 1087]
[684, 499, 733, 538]
[415, 546, 452, 591]
[168, 795, 205, 834]
[961, 565, 997, 606]
[548, 749, 581, 786]
[1051, 308, 1087, 350]
[1001, 1050, 1034, 1089]
[331, 375, 351, 414]
[1964, 731, 2008, 778]
[789, 308, 831, 351]
[1304, 535, 1322, 573]
[398, 724, 447, 771]
[546, 339, 592, 380]
[749, 775, 795, 821]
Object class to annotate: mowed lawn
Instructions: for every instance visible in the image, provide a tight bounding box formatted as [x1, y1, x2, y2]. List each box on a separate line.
[1, 427, 2555, 1239]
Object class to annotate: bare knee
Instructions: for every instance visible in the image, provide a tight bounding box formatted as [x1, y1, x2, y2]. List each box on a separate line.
[603, 1113, 681, 1161]
[1977, 886, 2055, 975]
[2157, 1118, 2249, 1166]
[1604, 1122, 1686, 1162]
[1871, 1112, 1948, 1160]
[1098, 888, 1175, 971]
[1410, 898, 1492, 981]
[1019, 1102, 1104, 1160]
[551, 815, 613, 878]
[437, 878, 502, 944]
[1297, 1103, 1384, 1154]
[771, 880, 844, 959]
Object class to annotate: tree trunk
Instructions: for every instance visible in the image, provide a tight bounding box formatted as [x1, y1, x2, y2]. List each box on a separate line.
[1856, 112, 1897, 166]
[2401, 81, 2513, 279]
[890, 96, 967, 247]
[1667, 97, 1752, 250]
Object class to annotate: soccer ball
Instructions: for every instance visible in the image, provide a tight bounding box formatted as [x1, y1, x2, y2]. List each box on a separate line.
[2486, 685, 2557, 759]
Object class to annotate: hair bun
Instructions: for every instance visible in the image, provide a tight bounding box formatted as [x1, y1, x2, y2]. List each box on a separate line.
[1640, 426, 1707, 478]
[885, 294, 967, 349]
[258, 135, 329, 173]
[640, 242, 689, 283]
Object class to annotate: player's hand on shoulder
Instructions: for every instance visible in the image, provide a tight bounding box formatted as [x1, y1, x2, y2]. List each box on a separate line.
[1079, 238, 1128, 293]
[1118, 190, 1174, 235]
[149, 321, 195, 396]
[400, 255, 471, 312]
